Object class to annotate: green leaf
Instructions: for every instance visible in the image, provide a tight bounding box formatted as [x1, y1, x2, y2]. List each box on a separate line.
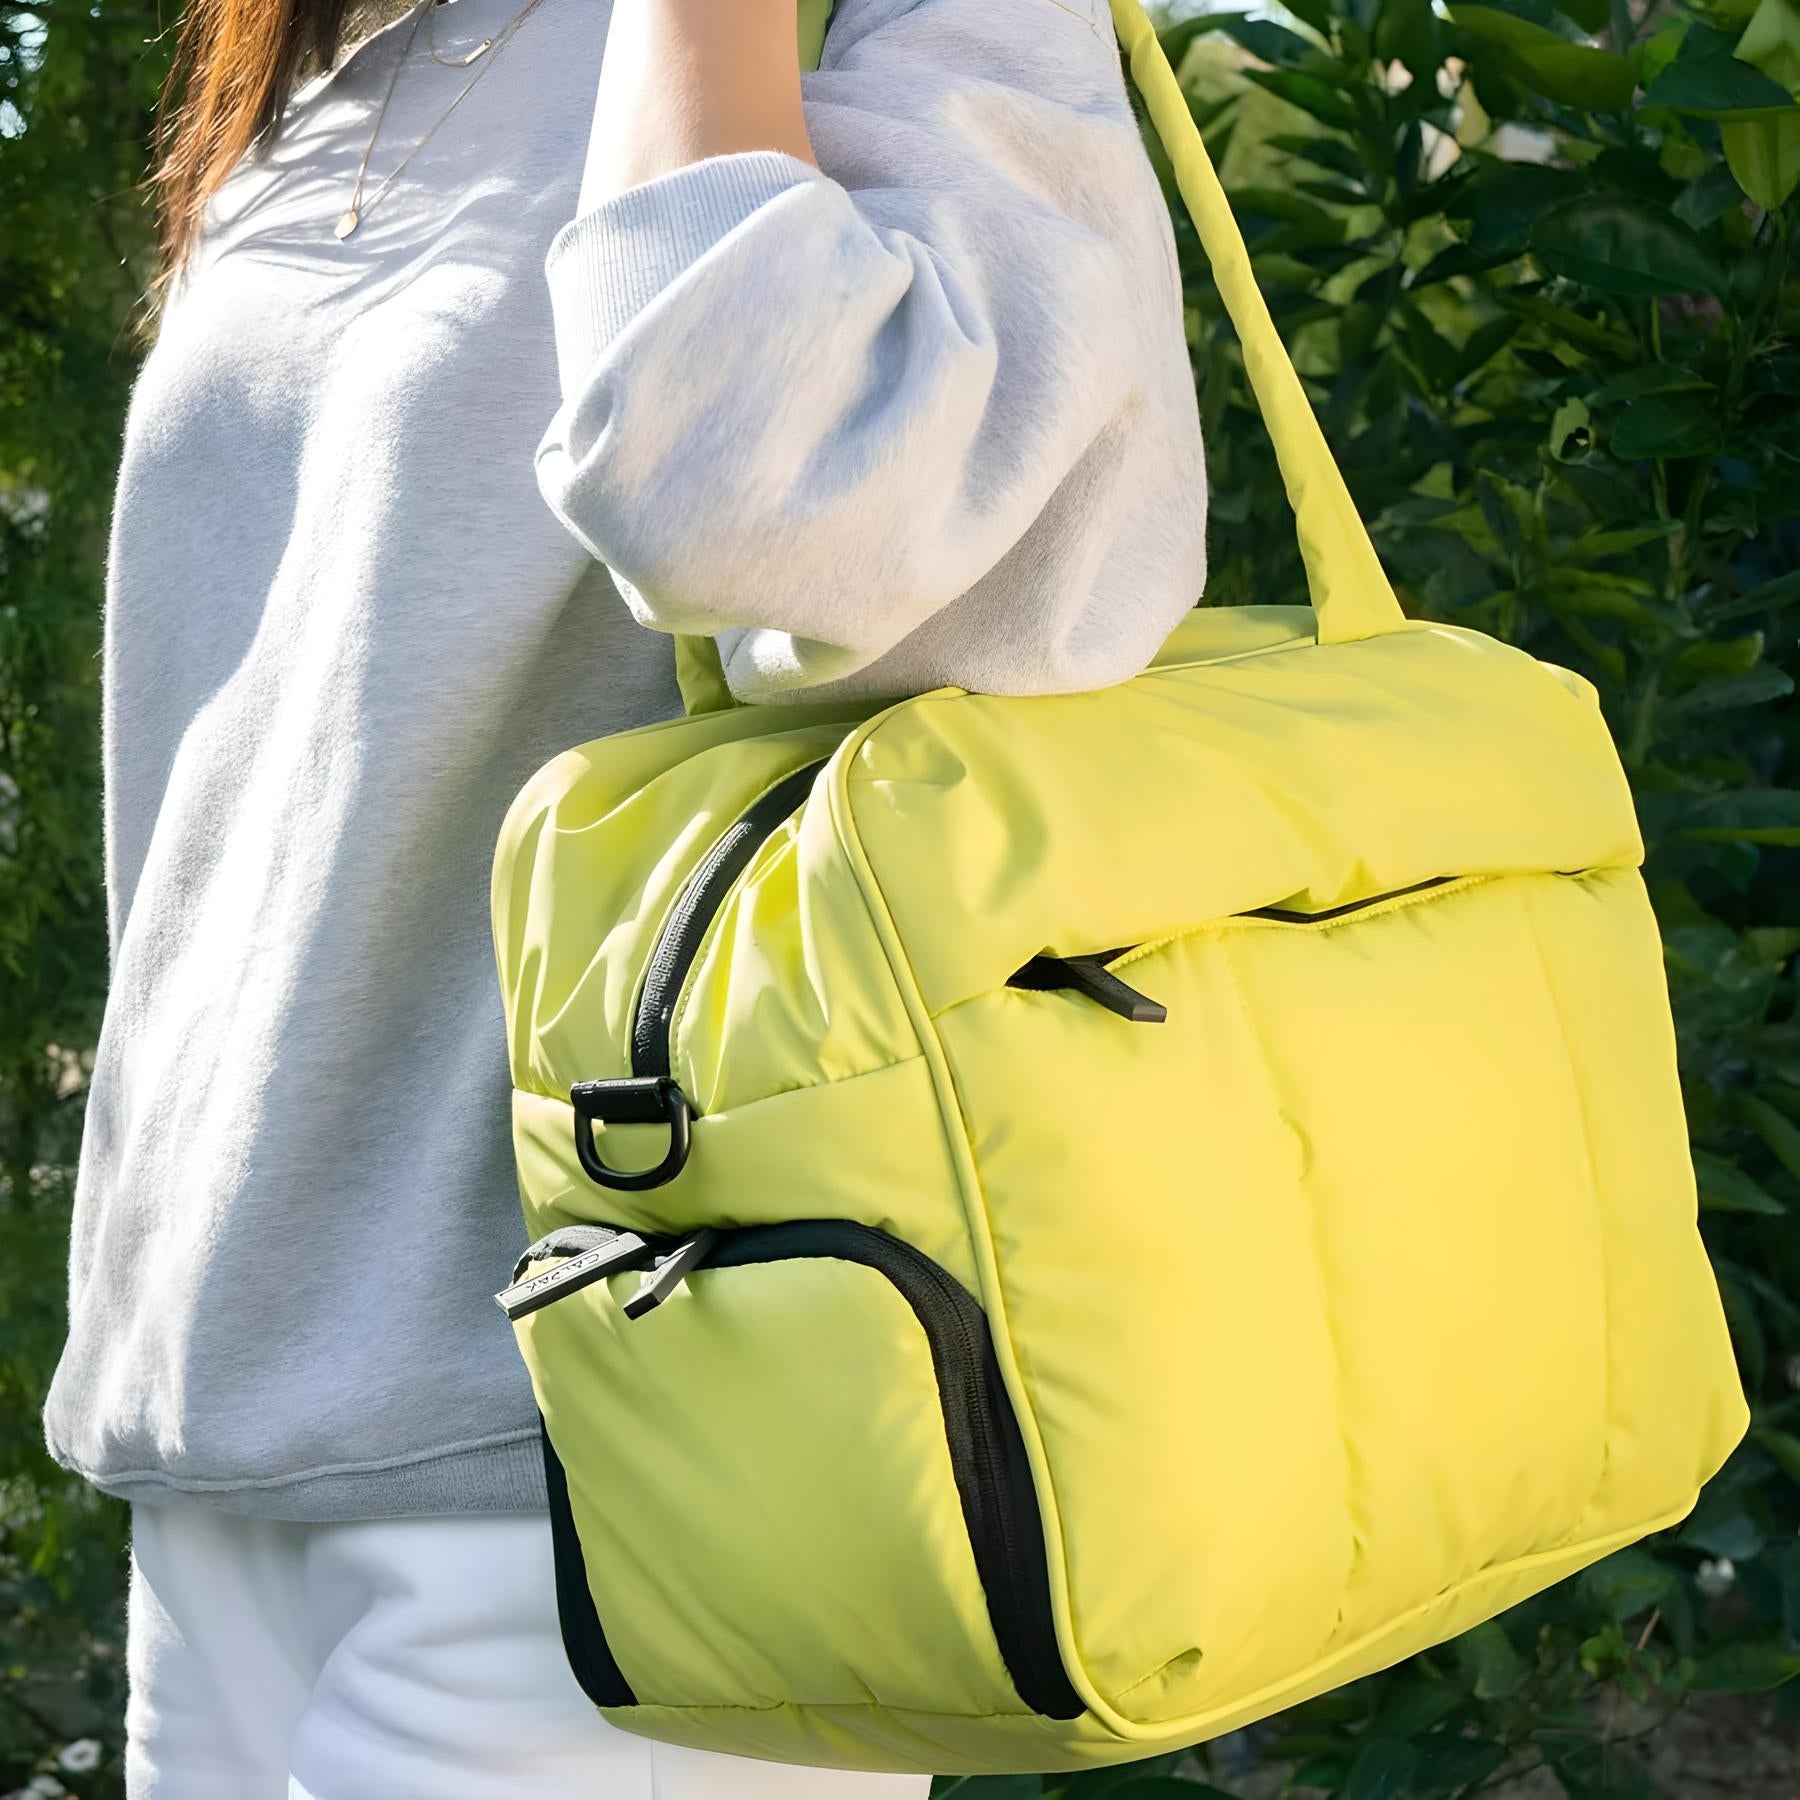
[1599, 363, 1717, 399]
[1610, 393, 1725, 458]
[1531, 198, 1727, 297]
[1057, 1760, 1194, 1797]
[1370, 1672, 1466, 1737]
[1681, 789, 1800, 846]
[1716, 1264, 1769, 1392]
[1690, 1638, 1800, 1691]
[1219, 16, 1336, 73]
[1073, 1783, 1237, 1799]
[1723, 0, 1800, 199]
[1674, 161, 1749, 227]
[1578, 1547, 1679, 1620]
[1662, 665, 1795, 718]
[1453, 1619, 1531, 1697]
[1548, 1740, 1659, 1799]
[1376, 0, 1442, 76]
[1563, 525, 1678, 561]
[1778, 1543, 1800, 1653]
[1678, 1489, 1765, 1558]
[1722, 111, 1800, 206]
[1738, 0, 1800, 90]
[1245, 68, 1363, 128]
[1550, 0, 1611, 29]
[1738, 1093, 1800, 1181]
[1510, 42, 1640, 109]
[1451, 3, 1640, 107]
[1414, 1735, 1509, 1789]
[1450, 162, 1581, 252]
[1346, 1739, 1419, 1800]
[1752, 1426, 1800, 1486]
[1644, 52, 1800, 116]
[1292, 1756, 1352, 1790]
[1543, 571, 1665, 623]
[1702, 567, 1800, 620]
[1448, 1, 1576, 51]
[1550, 396, 1594, 460]
[931, 1779, 1041, 1799]
[1694, 1149, 1789, 1211]
[1283, 0, 1337, 34]
[1269, 133, 1368, 179]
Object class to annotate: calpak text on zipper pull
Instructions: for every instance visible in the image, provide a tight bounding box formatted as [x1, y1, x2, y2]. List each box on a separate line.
[495, 1229, 663, 1322]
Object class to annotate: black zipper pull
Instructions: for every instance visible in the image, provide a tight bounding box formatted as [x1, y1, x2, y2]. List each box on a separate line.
[494, 1227, 667, 1322]
[623, 1227, 722, 1320]
[1009, 954, 1167, 1023]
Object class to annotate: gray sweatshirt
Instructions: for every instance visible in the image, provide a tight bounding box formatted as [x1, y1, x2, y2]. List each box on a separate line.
[43, 0, 1207, 1518]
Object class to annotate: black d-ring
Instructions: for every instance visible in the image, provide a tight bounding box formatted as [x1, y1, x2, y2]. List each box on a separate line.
[569, 1077, 693, 1191]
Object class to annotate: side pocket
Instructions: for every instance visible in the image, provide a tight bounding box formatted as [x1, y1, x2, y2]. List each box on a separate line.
[524, 1222, 1083, 1720]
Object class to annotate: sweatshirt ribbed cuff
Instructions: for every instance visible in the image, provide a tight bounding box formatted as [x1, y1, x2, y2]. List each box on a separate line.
[544, 149, 825, 394]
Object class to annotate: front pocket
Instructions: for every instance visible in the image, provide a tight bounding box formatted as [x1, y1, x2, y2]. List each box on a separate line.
[1004, 873, 1493, 1020]
[526, 1220, 1084, 1720]
[939, 867, 1613, 1718]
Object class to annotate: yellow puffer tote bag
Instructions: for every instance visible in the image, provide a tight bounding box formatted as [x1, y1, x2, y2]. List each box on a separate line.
[489, 0, 1748, 1776]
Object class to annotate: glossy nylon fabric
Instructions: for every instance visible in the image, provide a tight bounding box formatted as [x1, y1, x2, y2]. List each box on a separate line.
[489, 0, 1749, 1776]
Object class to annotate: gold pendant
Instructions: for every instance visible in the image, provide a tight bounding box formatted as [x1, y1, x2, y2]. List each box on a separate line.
[335, 208, 361, 240]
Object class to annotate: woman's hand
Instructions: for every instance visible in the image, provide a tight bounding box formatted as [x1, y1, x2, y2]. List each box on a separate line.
[581, 0, 818, 210]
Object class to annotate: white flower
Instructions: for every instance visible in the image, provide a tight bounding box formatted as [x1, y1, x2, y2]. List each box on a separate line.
[1696, 1556, 1736, 1597]
[56, 1742, 101, 1774]
[26, 1776, 67, 1798]
[1785, 1353, 1800, 1393]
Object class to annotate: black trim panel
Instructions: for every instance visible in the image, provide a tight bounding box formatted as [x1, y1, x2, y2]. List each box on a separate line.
[538, 1412, 636, 1707]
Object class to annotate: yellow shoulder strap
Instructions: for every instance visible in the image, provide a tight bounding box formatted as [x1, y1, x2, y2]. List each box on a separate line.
[797, 0, 834, 72]
[1109, 0, 1402, 644]
[672, 0, 1402, 713]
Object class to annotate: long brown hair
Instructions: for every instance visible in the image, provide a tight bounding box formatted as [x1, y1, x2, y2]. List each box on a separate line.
[154, 0, 354, 282]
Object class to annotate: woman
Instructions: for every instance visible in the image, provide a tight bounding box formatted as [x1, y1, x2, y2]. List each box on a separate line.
[42, 0, 1207, 1790]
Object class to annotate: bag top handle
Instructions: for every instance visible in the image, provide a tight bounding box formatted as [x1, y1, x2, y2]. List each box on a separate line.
[671, 0, 1407, 714]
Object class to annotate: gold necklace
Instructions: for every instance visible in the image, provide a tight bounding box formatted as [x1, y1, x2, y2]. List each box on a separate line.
[334, 0, 546, 240]
[426, 0, 497, 68]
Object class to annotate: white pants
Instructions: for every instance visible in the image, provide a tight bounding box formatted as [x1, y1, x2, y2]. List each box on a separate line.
[126, 1503, 933, 1799]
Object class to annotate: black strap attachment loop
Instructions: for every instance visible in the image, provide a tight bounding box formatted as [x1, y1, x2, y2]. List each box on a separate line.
[570, 1076, 693, 1191]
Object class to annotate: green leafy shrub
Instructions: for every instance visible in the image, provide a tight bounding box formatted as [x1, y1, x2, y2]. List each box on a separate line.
[2, 8, 163, 1795]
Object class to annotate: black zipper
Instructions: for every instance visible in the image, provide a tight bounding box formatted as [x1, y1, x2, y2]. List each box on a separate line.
[1238, 872, 1457, 923]
[1009, 874, 1465, 1016]
[568, 756, 830, 1192]
[630, 758, 830, 1081]
[535, 1219, 1085, 1721]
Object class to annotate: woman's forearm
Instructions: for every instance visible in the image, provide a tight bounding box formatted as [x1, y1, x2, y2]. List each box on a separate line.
[580, 0, 818, 211]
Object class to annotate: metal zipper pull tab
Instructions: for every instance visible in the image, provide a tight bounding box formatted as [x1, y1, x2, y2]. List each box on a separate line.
[623, 1227, 722, 1321]
[1008, 954, 1167, 1023]
[494, 1226, 666, 1322]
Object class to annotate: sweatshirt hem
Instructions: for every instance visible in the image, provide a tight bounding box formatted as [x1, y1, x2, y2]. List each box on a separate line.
[51, 1428, 550, 1522]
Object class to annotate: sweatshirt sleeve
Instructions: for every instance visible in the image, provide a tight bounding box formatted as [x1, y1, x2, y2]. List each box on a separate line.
[534, 0, 1208, 703]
